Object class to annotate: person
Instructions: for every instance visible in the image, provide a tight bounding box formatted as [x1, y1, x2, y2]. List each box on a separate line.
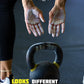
[22, 0, 66, 37]
[0, 0, 66, 84]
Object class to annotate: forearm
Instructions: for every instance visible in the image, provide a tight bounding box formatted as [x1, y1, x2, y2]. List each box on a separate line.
[55, 0, 66, 8]
[22, 0, 34, 9]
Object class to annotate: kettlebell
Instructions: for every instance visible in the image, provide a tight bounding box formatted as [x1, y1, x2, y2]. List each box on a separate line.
[26, 42, 63, 84]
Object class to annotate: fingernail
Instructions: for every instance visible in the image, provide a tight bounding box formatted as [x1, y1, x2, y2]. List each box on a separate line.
[35, 35, 37, 37]
[56, 33, 58, 37]
[29, 31, 31, 34]
[40, 17, 44, 22]
[39, 34, 41, 36]
[34, 33, 37, 37]
[61, 29, 64, 33]
[48, 24, 51, 34]
[52, 34, 55, 37]
[49, 31, 51, 34]
[38, 31, 41, 36]
[49, 31, 50, 34]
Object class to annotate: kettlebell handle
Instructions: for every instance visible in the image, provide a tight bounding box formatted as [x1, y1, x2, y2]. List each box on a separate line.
[26, 42, 63, 70]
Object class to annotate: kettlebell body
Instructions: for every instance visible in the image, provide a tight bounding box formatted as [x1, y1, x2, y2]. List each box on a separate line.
[30, 62, 59, 79]
[26, 42, 63, 84]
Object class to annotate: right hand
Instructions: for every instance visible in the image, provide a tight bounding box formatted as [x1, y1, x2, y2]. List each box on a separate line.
[24, 6, 45, 37]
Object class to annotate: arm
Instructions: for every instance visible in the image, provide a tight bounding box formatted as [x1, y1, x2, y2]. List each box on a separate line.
[48, 0, 66, 37]
[22, 0, 45, 37]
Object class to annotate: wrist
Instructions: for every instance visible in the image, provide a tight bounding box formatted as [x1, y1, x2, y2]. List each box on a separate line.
[54, 0, 66, 8]
[22, 0, 35, 10]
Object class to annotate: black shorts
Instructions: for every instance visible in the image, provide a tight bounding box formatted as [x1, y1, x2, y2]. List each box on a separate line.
[0, 0, 17, 61]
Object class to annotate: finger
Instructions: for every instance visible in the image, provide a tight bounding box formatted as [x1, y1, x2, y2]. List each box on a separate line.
[52, 25, 56, 37]
[26, 23, 31, 34]
[33, 8, 45, 22]
[48, 24, 52, 34]
[61, 23, 65, 33]
[49, 18, 53, 24]
[49, 12, 53, 24]
[39, 12, 45, 22]
[35, 24, 41, 36]
[56, 25, 60, 37]
[51, 24, 54, 34]
[38, 23, 44, 34]
[30, 25, 37, 37]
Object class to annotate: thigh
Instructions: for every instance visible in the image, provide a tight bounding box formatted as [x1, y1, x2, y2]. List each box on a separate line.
[0, 0, 16, 60]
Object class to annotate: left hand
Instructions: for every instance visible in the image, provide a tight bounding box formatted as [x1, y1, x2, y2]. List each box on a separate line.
[48, 6, 66, 37]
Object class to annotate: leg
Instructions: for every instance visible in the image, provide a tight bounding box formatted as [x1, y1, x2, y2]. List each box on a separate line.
[0, 60, 12, 80]
[0, 9, 15, 82]
[0, 0, 16, 82]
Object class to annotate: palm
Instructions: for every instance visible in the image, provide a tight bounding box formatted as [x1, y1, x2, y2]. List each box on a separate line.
[26, 9, 40, 24]
[24, 7, 45, 37]
[51, 8, 65, 25]
[48, 6, 66, 37]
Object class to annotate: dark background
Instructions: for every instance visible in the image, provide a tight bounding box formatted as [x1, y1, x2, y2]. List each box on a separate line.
[12, 0, 84, 84]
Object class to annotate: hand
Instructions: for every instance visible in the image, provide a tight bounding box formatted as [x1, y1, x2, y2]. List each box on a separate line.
[24, 6, 45, 37]
[48, 6, 66, 37]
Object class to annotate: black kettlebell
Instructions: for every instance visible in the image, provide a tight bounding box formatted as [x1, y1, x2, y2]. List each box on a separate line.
[26, 42, 63, 84]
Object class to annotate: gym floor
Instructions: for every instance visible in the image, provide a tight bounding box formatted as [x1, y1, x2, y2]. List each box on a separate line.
[12, 0, 84, 84]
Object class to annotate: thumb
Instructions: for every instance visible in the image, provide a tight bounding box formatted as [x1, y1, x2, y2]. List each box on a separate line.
[49, 18, 53, 24]
[49, 12, 53, 24]
[39, 12, 45, 23]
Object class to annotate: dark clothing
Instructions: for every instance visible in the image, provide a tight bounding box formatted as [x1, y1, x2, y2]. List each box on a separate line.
[0, 0, 16, 60]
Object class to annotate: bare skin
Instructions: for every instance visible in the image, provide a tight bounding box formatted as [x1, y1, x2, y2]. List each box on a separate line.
[0, 60, 12, 79]
[0, 0, 66, 80]
[22, 0, 66, 37]
[48, 0, 66, 37]
[22, 0, 45, 37]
